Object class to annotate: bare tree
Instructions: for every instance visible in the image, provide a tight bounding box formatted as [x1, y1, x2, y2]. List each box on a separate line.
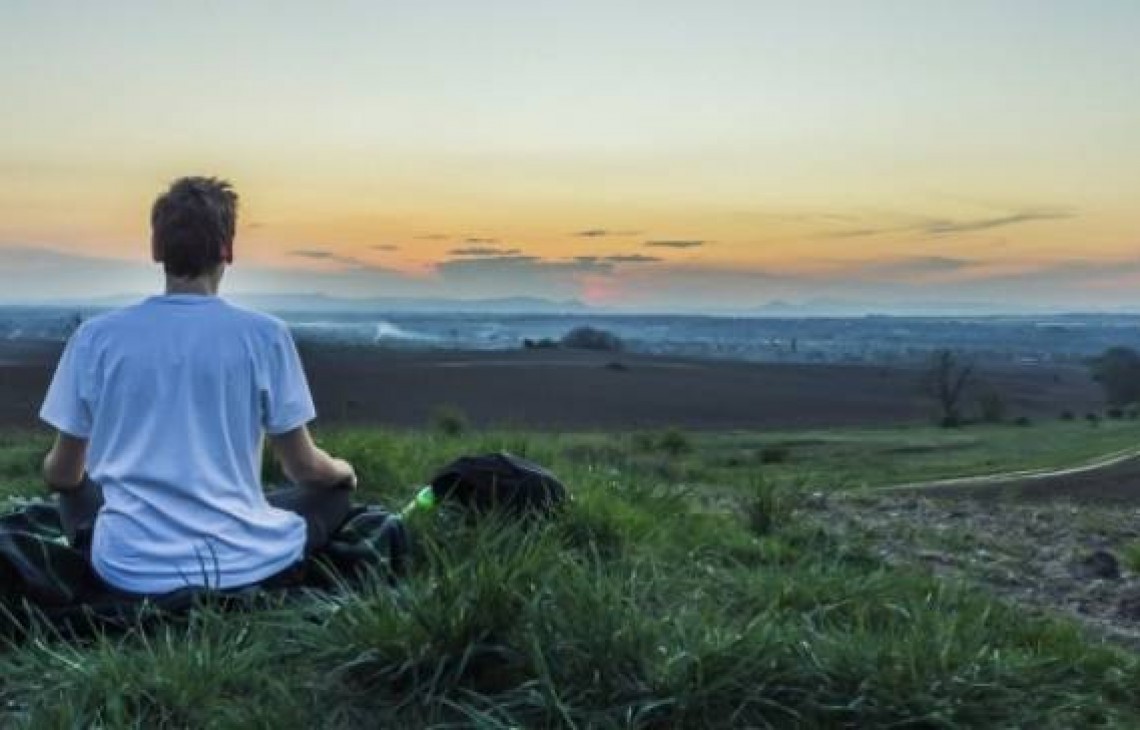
[922, 349, 975, 427]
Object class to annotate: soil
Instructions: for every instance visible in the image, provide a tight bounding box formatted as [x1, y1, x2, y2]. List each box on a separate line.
[820, 490, 1140, 649]
[0, 341, 1103, 432]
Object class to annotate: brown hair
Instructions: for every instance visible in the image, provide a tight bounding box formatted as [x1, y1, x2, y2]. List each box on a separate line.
[151, 176, 239, 278]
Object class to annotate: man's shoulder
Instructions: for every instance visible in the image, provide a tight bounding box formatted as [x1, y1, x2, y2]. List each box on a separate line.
[217, 299, 290, 336]
[78, 297, 289, 342]
[72, 306, 134, 339]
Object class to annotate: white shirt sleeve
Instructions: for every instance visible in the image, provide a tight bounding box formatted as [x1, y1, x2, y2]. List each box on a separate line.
[261, 324, 317, 435]
[40, 329, 94, 438]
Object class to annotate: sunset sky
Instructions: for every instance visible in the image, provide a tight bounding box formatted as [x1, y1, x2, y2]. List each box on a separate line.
[2, 1, 1138, 311]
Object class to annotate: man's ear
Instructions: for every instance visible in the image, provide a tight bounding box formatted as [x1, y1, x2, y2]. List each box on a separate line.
[222, 241, 234, 265]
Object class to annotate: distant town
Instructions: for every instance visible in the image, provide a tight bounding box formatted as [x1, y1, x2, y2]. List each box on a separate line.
[4, 302, 1139, 366]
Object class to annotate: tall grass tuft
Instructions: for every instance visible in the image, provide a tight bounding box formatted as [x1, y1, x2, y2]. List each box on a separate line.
[742, 477, 790, 537]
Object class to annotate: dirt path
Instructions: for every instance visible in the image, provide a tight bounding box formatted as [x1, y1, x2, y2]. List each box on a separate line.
[820, 445, 1140, 649]
[881, 446, 1140, 504]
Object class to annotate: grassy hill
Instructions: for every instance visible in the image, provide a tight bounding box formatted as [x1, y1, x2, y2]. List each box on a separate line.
[1, 421, 1139, 727]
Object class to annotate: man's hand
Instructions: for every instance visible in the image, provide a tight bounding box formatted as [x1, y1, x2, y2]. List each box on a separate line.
[269, 426, 358, 490]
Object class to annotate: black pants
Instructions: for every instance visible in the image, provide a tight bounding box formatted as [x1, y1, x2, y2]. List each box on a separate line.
[58, 476, 353, 557]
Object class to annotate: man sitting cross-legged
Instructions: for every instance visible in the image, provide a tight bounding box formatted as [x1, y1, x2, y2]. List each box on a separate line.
[40, 176, 357, 595]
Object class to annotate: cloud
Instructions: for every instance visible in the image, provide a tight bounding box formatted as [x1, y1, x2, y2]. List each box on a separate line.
[432, 252, 665, 303]
[572, 229, 642, 238]
[425, 255, 612, 301]
[575, 254, 661, 264]
[853, 256, 981, 279]
[966, 256, 1140, 285]
[414, 234, 450, 240]
[6, 234, 1139, 312]
[371, 244, 400, 251]
[923, 211, 1073, 235]
[288, 248, 371, 268]
[826, 209, 1075, 239]
[644, 239, 707, 249]
[463, 237, 499, 245]
[439, 255, 614, 276]
[289, 249, 338, 260]
[826, 227, 896, 239]
[449, 246, 522, 256]
[287, 248, 401, 273]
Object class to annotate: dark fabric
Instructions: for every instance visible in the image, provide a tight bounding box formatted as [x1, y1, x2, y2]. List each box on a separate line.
[0, 495, 408, 638]
[266, 483, 354, 554]
[57, 477, 103, 553]
[430, 452, 568, 516]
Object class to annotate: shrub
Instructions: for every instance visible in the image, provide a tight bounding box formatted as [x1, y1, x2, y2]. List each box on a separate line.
[939, 415, 963, 428]
[561, 326, 624, 352]
[631, 432, 658, 452]
[1086, 413, 1101, 427]
[1060, 410, 1076, 421]
[1108, 408, 1125, 420]
[1013, 416, 1032, 427]
[758, 445, 791, 464]
[522, 337, 558, 350]
[657, 428, 691, 456]
[431, 405, 469, 436]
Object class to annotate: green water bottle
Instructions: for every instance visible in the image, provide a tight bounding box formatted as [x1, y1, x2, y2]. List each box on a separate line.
[400, 485, 437, 518]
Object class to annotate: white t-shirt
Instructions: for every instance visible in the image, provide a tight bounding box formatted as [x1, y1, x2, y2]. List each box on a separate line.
[40, 294, 312, 594]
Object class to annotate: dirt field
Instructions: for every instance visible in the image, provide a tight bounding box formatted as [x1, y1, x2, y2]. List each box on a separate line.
[1, 340, 1104, 432]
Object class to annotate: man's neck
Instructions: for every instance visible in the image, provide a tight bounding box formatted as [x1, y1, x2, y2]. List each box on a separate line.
[165, 273, 221, 296]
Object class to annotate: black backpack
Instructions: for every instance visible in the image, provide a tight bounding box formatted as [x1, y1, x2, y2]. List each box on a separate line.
[429, 452, 568, 516]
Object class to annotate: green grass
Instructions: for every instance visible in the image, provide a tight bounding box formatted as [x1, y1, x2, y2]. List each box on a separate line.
[623, 420, 1140, 494]
[1122, 542, 1140, 574]
[2, 423, 1140, 727]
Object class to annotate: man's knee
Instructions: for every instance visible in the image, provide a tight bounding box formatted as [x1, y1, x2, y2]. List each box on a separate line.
[300, 485, 354, 553]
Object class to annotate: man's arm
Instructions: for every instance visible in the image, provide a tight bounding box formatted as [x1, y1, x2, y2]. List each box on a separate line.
[43, 432, 88, 492]
[269, 426, 356, 489]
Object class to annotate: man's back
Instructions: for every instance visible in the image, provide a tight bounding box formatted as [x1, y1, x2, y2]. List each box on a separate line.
[41, 294, 312, 593]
